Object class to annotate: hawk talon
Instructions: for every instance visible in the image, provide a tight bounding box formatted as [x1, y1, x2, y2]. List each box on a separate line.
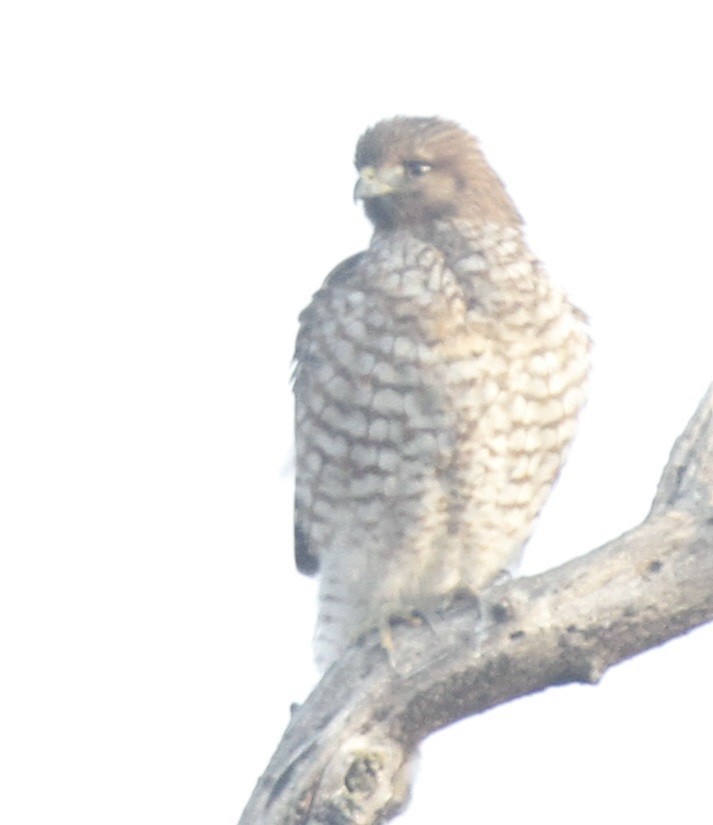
[377, 609, 438, 669]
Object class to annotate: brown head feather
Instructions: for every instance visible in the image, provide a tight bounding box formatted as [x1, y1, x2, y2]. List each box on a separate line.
[354, 116, 520, 231]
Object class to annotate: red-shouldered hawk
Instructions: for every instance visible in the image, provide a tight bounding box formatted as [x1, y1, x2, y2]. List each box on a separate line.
[293, 117, 590, 671]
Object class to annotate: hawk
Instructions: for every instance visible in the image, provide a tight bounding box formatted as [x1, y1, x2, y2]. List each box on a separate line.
[293, 116, 590, 671]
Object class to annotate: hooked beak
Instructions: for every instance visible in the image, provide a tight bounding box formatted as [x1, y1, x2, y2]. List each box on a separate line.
[354, 165, 404, 200]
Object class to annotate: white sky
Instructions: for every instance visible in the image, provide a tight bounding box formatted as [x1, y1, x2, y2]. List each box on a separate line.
[2, 2, 712, 823]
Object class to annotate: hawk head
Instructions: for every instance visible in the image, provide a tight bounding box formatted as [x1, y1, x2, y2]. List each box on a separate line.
[354, 116, 520, 232]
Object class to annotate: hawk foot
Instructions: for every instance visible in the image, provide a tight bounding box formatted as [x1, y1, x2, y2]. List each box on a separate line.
[376, 608, 439, 670]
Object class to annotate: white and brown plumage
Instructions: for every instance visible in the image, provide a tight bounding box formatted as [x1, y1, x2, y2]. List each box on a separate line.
[294, 117, 590, 671]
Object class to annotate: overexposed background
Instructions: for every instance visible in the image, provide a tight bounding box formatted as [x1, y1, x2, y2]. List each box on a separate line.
[2, 2, 712, 823]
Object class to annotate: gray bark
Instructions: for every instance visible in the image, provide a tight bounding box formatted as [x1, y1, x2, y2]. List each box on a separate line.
[239, 385, 713, 825]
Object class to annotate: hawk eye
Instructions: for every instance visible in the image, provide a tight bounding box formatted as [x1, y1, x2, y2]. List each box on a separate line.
[404, 161, 432, 177]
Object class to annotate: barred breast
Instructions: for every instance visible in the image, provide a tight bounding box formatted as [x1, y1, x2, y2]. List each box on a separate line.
[294, 221, 589, 671]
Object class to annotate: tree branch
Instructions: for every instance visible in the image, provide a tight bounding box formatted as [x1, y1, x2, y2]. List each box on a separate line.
[240, 384, 713, 825]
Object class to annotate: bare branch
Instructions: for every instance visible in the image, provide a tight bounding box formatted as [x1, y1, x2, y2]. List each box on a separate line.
[240, 384, 713, 825]
[651, 384, 713, 515]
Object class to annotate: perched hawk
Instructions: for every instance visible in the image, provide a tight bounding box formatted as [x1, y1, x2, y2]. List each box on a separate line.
[293, 116, 590, 671]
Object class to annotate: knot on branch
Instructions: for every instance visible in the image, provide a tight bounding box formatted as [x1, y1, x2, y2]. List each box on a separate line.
[310, 734, 411, 825]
